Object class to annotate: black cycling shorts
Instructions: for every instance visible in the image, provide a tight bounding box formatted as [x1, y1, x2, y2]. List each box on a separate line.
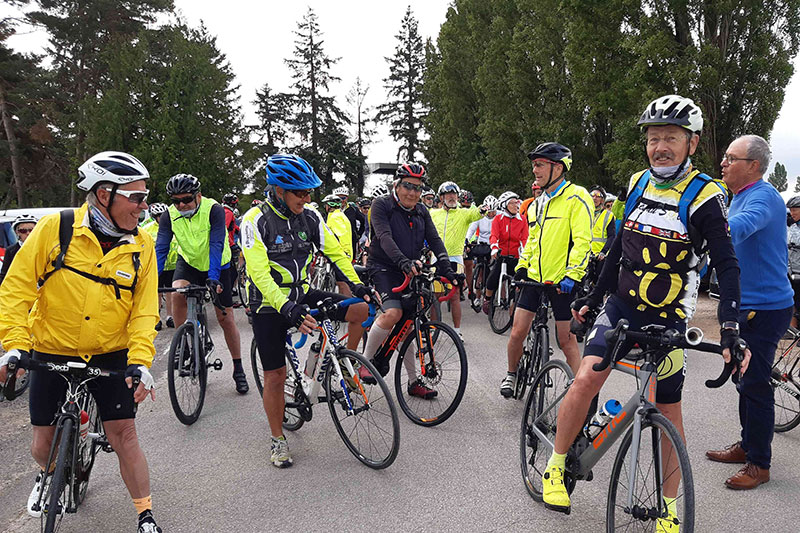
[583, 294, 686, 404]
[251, 289, 350, 371]
[158, 269, 174, 289]
[29, 350, 136, 426]
[487, 257, 518, 292]
[370, 267, 407, 310]
[173, 256, 235, 308]
[516, 284, 574, 321]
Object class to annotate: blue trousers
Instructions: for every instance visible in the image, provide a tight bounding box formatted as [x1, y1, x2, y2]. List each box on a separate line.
[737, 306, 792, 469]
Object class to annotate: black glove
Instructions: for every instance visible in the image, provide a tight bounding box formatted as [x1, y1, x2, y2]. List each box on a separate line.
[617, 188, 627, 202]
[452, 273, 467, 287]
[571, 292, 603, 314]
[514, 269, 528, 281]
[352, 284, 373, 301]
[720, 328, 746, 360]
[399, 259, 417, 276]
[281, 301, 311, 328]
[206, 278, 223, 294]
[479, 205, 488, 215]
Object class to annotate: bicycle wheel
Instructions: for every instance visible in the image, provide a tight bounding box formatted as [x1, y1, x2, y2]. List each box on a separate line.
[44, 418, 73, 532]
[520, 359, 574, 501]
[773, 328, 800, 432]
[394, 320, 468, 426]
[515, 331, 535, 400]
[471, 262, 486, 312]
[237, 266, 249, 308]
[250, 337, 264, 396]
[327, 349, 400, 469]
[607, 412, 694, 532]
[489, 277, 514, 334]
[73, 392, 100, 505]
[167, 322, 207, 425]
[283, 349, 305, 431]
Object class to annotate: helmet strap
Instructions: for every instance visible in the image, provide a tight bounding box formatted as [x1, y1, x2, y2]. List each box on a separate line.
[94, 183, 138, 236]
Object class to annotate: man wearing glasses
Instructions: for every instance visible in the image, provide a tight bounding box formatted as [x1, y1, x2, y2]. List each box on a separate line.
[588, 185, 616, 260]
[154, 173, 249, 394]
[0, 214, 37, 287]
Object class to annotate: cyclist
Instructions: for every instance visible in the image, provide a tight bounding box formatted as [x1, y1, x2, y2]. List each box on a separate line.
[155, 174, 249, 394]
[361, 162, 462, 397]
[484, 191, 528, 314]
[430, 181, 482, 339]
[142, 203, 176, 330]
[372, 183, 390, 198]
[459, 189, 474, 208]
[358, 197, 372, 264]
[589, 185, 616, 260]
[465, 195, 496, 306]
[0, 213, 37, 288]
[221, 193, 242, 276]
[421, 186, 435, 208]
[334, 185, 366, 260]
[520, 182, 543, 224]
[788, 196, 800, 325]
[240, 154, 376, 468]
[0, 151, 162, 533]
[545, 95, 748, 523]
[501, 142, 592, 398]
[322, 192, 354, 295]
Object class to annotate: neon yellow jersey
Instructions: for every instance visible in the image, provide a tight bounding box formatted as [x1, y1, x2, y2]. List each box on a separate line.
[430, 205, 482, 257]
[142, 220, 178, 271]
[168, 197, 231, 271]
[326, 208, 353, 261]
[591, 208, 614, 254]
[518, 181, 593, 283]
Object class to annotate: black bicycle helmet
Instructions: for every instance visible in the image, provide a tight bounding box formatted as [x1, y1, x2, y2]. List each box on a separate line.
[166, 173, 201, 196]
[590, 185, 606, 199]
[527, 142, 573, 171]
[396, 162, 427, 182]
[222, 193, 239, 206]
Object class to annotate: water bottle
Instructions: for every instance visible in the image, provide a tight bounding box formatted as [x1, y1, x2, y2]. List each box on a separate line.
[583, 399, 622, 440]
[79, 410, 90, 444]
[304, 339, 322, 377]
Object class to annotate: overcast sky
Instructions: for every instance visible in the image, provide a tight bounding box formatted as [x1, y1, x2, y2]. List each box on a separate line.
[4, 0, 799, 187]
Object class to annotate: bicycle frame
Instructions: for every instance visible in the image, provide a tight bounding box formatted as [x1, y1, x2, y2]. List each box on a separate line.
[495, 260, 508, 307]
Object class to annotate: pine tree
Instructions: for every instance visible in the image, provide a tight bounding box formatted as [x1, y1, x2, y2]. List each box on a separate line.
[252, 83, 292, 157]
[375, 6, 426, 162]
[794, 177, 800, 193]
[770, 161, 788, 192]
[345, 77, 373, 196]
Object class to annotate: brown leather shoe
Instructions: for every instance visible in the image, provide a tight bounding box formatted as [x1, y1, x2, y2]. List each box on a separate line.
[706, 441, 746, 463]
[725, 463, 769, 490]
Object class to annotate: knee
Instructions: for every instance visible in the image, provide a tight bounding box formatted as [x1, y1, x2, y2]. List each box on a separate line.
[105, 421, 139, 456]
[348, 303, 369, 323]
[379, 308, 401, 326]
[263, 369, 285, 389]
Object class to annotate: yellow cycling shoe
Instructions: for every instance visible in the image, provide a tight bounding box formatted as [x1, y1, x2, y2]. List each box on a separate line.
[542, 463, 571, 514]
[656, 511, 680, 532]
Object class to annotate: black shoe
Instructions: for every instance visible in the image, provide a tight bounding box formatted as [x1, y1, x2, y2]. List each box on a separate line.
[138, 510, 163, 533]
[154, 320, 163, 331]
[165, 316, 175, 328]
[233, 369, 249, 394]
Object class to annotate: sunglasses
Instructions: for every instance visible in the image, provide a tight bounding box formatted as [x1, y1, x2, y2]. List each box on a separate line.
[288, 189, 313, 198]
[16, 227, 33, 235]
[171, 195, 196, 206]
[399, 181, 423, 192]
[108, 188, 149, 205]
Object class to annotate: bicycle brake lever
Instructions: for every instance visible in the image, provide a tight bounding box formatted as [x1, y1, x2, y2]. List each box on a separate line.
[705, 339, 746, 388]
[3, 356, 20, 401]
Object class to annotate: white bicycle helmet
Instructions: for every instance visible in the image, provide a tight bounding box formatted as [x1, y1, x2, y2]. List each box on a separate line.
[333, 185, 349, 197]
[438, 181, 460, 195]
[482, 195, 497, 211]
[497, 191, 520, 211]
[372, 183, 390, 198]
[77, 151, 149, 191]
[149, 203, 169, 219]
[638, 94, 703, 134]
[12, 214, 37, 231]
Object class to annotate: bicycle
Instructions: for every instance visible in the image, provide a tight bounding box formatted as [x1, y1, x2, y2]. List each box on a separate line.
[158, 285, 225, 425]
[469, 246, 492, 313]
[489, 256, 516, 334]
[280, 297, 400, 469]
[508, 280, 556, 400]
[235, 257, 249, 310]
[520, 318, 745, 531]
[370, 265, 468, 426]
[772, 324, 800, 432]
[309, 252, 336, 293]
[3, 355, 126, 533]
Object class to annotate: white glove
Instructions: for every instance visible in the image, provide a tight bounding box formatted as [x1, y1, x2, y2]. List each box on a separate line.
[125, 364, 155, 390]
[0, 349, 23, 369]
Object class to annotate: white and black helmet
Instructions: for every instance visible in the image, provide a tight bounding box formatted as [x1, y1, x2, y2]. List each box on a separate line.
[12, 214, 37, 231]
[149, 202, 169, 219]
[372, 183, 390, 198]
[497, 191, 520, 211]
[638, 94, 703, 135]
[438, 181, 460, 195]
[333, 185, 349, 197]
[482, 195, 497, 210]
[77, 151, 149, 192]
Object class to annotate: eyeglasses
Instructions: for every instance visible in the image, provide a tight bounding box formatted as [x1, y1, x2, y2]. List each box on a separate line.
[288, 189, 313, 198]
[16, 227, 33, 235]
[108, 188, 149, 205]
[722, 154, 755, 165]
[399, 181, 422, 192]
[171, 195, 196, 206]
[591, 193, 604, 199]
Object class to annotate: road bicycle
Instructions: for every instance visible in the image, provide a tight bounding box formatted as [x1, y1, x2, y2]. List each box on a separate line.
[159, 285, 225, 425]
[772, 324, 800, 432]
[520, 318, 745, 531]
[369, 265, 468, 426]
[3, 356, 125, 533]
[309, 252, 336, 293]
[469, 246, 492, 313]
[489, 255, 516, 334]
[268, 297, 400, 469]
[235, 257, 249, 310]
[508, 280, 556, 400]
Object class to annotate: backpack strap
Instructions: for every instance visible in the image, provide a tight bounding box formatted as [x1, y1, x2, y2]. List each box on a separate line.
[677, 172, 725, 229]
[622, 170, 650, 221]
[38, 209, 75, 287]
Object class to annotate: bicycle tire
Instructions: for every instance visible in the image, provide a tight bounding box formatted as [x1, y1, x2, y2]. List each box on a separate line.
[167, 322, 207, 425]
[773, 328, 800, 432]
[607, 412, 694, 532]
[471, 262, 486, 312]
[250, 337, 264, 396]
[327, 349, 399, 469]
[489, 277, 514, 334]
[283, 349, 305, 431]
[44, 418, 73, 532]
[73, 392, 100, 505]
[394, 320, 468, 426]
[520, 359, 574, 501]
[237, 266, 249, 309]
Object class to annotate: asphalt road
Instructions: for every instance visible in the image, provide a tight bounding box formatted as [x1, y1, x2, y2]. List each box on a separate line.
[1, 294, 799, 532]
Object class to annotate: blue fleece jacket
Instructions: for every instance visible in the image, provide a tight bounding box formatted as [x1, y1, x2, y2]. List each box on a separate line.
[728, 179, 792, 310]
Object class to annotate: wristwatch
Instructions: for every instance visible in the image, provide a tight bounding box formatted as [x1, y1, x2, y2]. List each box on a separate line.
[720, 321, 740, 334]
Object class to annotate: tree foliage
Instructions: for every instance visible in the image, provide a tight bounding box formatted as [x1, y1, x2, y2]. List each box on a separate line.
[770, 161, 789, 192]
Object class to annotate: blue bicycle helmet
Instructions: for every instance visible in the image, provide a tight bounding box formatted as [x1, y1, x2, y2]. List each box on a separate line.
[265, 154, 322, 190]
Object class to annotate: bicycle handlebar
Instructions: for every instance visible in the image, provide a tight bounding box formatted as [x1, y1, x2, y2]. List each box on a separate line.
[510, 279, 557, 290]
[158, 284, 227, 314]
[391, 271, 459, 303]
[294, 297, 376, 349]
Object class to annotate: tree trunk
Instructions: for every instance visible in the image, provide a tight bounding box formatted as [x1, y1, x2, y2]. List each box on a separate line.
[0, 84, 26, 207]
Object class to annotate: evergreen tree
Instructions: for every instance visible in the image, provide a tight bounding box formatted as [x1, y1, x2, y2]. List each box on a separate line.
[376, 6, 427, 162]
[252, 83, 292, 157]
[345, 77, 373, 196]
[794, 177, 800, 193]
[770, 161, 789, 192]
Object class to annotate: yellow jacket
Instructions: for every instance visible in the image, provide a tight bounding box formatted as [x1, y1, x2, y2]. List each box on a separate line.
[430, 205, 482, 257]
[0, 204, 159, 367]
[326, 208, 353, 261]
[518, 181, 593, 283]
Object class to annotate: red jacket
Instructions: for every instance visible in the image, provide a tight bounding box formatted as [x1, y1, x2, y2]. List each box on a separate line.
[490, 212, 528, 258]
[223, 206, 239, 247]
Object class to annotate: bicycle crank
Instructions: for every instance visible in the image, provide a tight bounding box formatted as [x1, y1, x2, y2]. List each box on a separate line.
[207, 358, 223, 371]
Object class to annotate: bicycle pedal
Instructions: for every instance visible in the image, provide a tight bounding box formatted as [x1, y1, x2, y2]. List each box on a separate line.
[209, 358, 223, 371]
[586, 469, 593, 482]
[544, 503, 571, 515]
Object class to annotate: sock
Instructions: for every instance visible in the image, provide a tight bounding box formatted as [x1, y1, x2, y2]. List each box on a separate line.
[454, 327, 461, 335]
[133, 495, 152, 515]
[664, 496, 677, 515]
[272, 435, 286, 443]
[547, 451, 567, 470]
[363, 323, 392, 360]
[232, 358, 244, 373]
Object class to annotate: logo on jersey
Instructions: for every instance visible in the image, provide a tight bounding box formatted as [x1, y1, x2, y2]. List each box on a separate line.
[243, 222, 255, 249]
[298, 231, 308, 241]
[275, 235, 284, 244]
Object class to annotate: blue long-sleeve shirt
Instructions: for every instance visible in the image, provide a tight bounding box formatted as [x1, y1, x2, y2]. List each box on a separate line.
[155, 203, 229, 281]
[728, 179, 793, 310]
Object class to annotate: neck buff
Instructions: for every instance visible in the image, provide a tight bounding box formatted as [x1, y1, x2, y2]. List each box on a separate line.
[88, 204, 126, 238]
[650, 158, 692, 186]
[179, 206, 198, 218]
